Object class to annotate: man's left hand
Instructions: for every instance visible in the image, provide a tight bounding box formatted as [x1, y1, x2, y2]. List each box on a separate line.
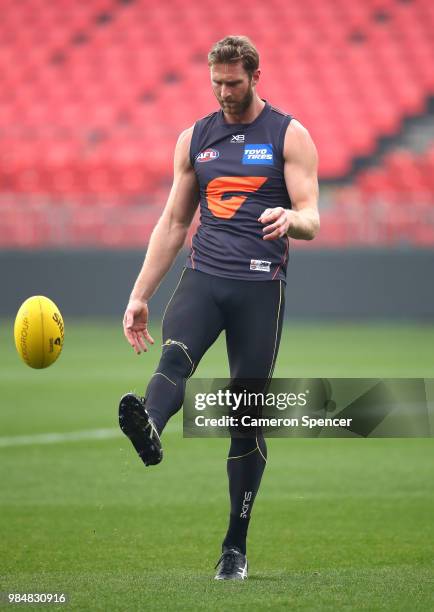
[258, 207, 292, 241]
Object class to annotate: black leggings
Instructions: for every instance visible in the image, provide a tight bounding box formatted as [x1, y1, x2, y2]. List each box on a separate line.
[146, 268, 285, 429]
[145, 268, 285, 546]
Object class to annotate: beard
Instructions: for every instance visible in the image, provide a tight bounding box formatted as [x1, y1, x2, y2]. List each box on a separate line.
[219, 85, 254, 116]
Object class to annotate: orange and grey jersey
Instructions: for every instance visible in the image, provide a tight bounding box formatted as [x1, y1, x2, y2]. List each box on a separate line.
[186, 101, 293, 282]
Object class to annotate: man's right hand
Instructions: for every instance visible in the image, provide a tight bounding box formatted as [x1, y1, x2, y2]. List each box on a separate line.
[123, 299, 155, 354]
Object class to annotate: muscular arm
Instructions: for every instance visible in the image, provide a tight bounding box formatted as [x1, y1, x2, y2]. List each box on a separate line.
[123, 127, 199, 353]
[259, 119, 320, 241]
[130, 127, 199, 302]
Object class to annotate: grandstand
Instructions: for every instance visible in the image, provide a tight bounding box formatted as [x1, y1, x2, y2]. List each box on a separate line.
[0, 0, 433, 247]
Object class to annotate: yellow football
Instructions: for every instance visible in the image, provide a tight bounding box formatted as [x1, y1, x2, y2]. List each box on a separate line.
[14, 296, 65, 369]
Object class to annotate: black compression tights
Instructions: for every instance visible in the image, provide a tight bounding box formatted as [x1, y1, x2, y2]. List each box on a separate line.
[145, 268, 285, 554]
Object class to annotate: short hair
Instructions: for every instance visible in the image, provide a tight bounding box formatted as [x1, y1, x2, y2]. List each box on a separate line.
[208, 35, 259, 78]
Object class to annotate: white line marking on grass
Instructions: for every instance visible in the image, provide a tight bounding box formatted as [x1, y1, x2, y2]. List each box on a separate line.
[0, 422, 181, 448]
[0, 428, 121, 448]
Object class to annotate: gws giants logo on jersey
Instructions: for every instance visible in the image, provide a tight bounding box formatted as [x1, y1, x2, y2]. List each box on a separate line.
[242, 144, 273, 165]
[196, 148, 219, 163]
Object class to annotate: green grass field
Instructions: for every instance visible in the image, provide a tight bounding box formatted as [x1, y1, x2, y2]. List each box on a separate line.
[1, 321, 434, 610]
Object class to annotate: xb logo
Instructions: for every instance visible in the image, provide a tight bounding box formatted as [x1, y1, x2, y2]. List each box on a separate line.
[231, 134, 245, 143]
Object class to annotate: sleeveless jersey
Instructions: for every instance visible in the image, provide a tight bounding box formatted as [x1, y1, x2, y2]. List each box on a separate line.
[186, 101, 293, 282]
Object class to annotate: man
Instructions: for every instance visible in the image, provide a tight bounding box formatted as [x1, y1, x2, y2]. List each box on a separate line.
[119, 35, 319, 580]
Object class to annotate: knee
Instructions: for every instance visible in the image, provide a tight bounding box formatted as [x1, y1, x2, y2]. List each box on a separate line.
[158, 339, 194, 379]
[229, 435, 257, 455]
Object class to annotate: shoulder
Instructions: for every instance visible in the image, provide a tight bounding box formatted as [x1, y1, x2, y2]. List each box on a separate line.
[284, 119, 313, 145]
[176, 110, 219, 151]
[269, 104, 292, 119]
[182, 110, 220, 166]
[283, 119, 318, 164]
[191, 110, 220, 138]
[176, 125, 194, 146]
[174, 126, 195, 170]
[195, 109, 220, 125]
[177, 126, 195, 147]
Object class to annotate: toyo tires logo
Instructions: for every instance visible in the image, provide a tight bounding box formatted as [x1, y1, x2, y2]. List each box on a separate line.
[242, 143, 273, 165]
[196, 148, 219, 163]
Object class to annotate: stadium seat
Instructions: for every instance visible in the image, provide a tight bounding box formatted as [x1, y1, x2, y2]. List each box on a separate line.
[0, 0, 433, 247]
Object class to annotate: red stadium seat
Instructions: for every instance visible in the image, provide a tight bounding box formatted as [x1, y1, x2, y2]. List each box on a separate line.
[0, 0, 433, 247]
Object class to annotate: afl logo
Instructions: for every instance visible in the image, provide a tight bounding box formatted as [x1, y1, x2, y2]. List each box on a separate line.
[196, 148, 219, 163]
